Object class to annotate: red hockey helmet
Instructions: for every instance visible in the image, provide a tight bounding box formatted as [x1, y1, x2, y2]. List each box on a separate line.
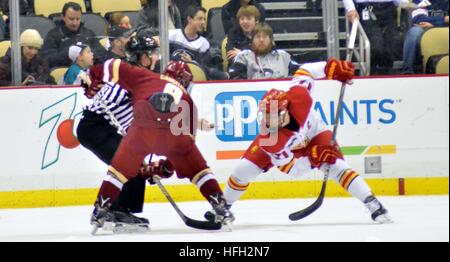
[258, 89, 289, 133]
[164, 61, 193, 89]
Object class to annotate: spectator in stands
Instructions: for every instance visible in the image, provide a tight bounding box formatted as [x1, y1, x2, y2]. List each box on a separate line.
[169, 5, 227, 80]
[40, 2, 106, 68]
[228, 23, 299, 80]
[226, 5, 261, 67]
[138, 0, 182, 30]
[0, 29, 55, 86]
[222, 0, 266, 34]
[63, 44, 94, 85]
[100, 25, 132, 63]
[169, 5, 209, 63]
[0, 0, 34, 16]
[343, 0, 408, 75]
[109, 12, 133, 30]
[403, 0, 449, 74]
[0, 0, 34, 39]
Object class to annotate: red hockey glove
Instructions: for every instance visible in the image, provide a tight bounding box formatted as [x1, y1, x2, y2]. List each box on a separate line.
[325, 58, 355, 83]
[83, 81, 103, 99]
[139, 159, 175, 184]
[307, 144, 344, 168]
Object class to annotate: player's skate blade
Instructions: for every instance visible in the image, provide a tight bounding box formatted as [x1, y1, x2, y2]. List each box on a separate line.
[112, 223, 150, 234]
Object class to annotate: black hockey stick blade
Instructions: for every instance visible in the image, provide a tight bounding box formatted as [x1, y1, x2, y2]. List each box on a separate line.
[289, 195, 324, 221]
[184, 216, 222, 230]
[289, 180, 327, 221]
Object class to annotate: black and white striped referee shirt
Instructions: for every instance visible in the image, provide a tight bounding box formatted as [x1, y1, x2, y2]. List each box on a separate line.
[84, 59, 133, 131]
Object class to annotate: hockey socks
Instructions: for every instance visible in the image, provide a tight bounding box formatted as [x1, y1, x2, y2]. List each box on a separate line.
[335, 169, 372, 202]
[192, 169, 222, 200]
[224, 176, 250, 205]
[95, 166, 128, 208]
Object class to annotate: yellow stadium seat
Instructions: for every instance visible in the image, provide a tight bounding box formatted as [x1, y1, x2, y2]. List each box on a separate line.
[0, 40, 11, 57]
[202, 0, 228, 13]
[50, 67, 69, 85]
[90, 0, 142, 17]
[186, 62, 207, 82]
[435, 55, 449, 74]
[34, 0, 86, 17]
[221, 37, 228, 72]
[420, 27, 449, 73]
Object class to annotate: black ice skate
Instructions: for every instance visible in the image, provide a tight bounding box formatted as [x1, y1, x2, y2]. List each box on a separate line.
[91, 199, 150, 235]
[205, 193, 235, 226]
[364, 195, 393, 224]
[110, 207, 150, 234]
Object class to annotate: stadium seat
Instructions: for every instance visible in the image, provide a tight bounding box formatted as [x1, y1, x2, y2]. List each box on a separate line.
[81, 13, 108, 37]
[0, 40, 11, 57]
[221, 37, 228, 72]
[420, 27, 449, 73]
[186, 62, 207, 82]
[435, 55, 449, 75]
[202, 0, 227, 14]
[50, 67, 69, 85]
[34, 0, 87, 17]
[19, 16, 56, 40]
[206, 7, 225, 47]
[90, 0, 142, 17]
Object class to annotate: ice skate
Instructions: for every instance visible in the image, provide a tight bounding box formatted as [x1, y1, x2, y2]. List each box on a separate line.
[110, 208, 150, 234]
[206, 193, 235, 228]
[364, 196, 393, 224]
[91, 203, 150, 235]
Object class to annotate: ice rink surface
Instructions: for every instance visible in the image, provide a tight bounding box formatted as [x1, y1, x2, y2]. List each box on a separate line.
[0, 196, 448, 242]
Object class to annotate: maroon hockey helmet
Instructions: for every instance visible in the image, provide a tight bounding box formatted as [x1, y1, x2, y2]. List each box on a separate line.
[164, 61, 193, 89]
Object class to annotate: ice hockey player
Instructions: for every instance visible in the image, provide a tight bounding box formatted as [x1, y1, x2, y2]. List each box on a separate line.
[213, 58, 391, 223]
[77, 29, 164, 233]
[82, 42, 234, 233]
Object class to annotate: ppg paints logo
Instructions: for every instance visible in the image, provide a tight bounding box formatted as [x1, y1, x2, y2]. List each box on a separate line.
[214, 91, 398, 143]
[215, 91, 266, 142]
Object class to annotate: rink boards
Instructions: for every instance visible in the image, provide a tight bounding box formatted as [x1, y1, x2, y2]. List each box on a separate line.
[0, 75, 448, 208]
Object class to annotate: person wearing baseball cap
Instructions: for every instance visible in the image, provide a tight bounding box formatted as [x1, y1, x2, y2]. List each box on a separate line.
[98, 25, 132, 63]
[63, 43, 94, 85]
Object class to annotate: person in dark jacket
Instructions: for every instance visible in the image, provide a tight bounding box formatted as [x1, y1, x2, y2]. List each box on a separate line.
[222, 0, 265, 34]
[40, 2, 106, 68]
[137, 0, 182, 30]
[0, 29, 55, 86]
[0, 0, 34, 39]
[0, 0, 34, 16]
[226, 5, 261, 68]
[98, 25, 132, 63]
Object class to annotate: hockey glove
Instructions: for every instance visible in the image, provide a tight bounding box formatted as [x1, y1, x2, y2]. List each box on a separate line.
[325, 58, 355, 83]
[80, 71, 103, 99]
[307, 144, 344, 168]
[139, 159, 175, 184]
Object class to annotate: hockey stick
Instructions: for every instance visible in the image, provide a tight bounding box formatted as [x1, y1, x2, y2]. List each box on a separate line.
[93, 92, 222, 230]
[289, 19, 360, 221]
